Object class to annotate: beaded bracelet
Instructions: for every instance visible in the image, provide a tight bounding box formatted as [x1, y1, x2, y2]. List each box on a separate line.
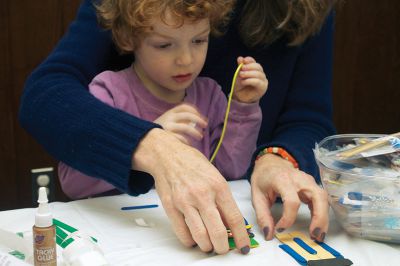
[255, 147, 299, 169]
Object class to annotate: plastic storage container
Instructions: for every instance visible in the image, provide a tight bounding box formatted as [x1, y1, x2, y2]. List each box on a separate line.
[314, 134, 400, 243]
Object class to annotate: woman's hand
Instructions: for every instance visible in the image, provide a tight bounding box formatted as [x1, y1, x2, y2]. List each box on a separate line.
[250, 153, 329, 242]
[154, 104, 207, 145]
[132, 128, 251, 254]
[233, 56, 268, 103]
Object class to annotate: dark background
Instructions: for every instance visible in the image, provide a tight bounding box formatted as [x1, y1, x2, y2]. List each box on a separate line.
[1, 0, 399, 210]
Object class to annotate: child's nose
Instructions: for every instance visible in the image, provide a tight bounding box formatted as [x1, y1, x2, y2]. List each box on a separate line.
[176, 47, 193, 66]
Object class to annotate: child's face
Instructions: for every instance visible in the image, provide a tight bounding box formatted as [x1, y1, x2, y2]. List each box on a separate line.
[133, 12, 210, 103]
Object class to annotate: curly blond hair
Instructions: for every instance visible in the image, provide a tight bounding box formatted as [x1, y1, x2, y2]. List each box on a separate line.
[96, 0, 235, 53]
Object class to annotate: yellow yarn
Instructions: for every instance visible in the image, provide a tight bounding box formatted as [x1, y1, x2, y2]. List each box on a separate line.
[210, 63, 243, 163]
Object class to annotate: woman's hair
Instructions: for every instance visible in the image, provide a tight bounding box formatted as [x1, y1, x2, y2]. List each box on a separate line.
[96, 0, 234, 53]
[239, 0, 338, 48]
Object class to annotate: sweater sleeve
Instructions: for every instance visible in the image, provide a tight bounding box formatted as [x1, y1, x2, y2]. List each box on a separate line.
[18, 0, 159, 196]
[58, 72, 121, 199]
[247, 13, 336, 182]
[209, 89, 262, 180]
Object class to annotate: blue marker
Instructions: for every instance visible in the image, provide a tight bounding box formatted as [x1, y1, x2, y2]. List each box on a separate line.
[121, 204, 159, 211]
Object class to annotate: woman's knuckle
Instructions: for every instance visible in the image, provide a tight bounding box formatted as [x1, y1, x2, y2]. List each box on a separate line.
[285, 198, 301, 209]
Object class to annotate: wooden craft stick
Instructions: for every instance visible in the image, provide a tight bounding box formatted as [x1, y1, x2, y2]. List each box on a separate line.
[337, 132, 400, 159]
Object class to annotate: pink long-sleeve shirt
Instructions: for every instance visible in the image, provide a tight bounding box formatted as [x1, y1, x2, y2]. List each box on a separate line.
[59, 67, 262, 199]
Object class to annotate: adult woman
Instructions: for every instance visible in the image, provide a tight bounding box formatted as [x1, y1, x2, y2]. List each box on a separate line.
[19, 0, 336, 255]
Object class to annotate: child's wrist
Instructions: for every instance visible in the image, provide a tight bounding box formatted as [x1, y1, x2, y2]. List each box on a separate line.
[232, 94, 260, 104]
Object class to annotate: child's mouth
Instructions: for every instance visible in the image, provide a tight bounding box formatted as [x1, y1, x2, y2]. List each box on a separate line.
[172, 73, 192, 83]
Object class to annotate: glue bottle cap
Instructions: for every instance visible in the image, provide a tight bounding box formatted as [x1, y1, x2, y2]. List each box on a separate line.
[35, 187, 53, 227]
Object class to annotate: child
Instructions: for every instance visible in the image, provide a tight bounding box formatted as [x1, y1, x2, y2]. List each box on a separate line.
[58, 0, 268, 199]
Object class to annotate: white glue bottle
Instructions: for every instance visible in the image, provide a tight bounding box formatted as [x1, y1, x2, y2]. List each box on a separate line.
[33, 187, 57, 266]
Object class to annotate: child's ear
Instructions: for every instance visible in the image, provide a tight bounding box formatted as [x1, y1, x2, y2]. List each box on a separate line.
[119, 34, 135, 53]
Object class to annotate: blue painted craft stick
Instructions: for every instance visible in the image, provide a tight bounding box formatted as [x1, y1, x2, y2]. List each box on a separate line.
[348, 191, 364, 201]
[348, 191, 390, 202]
[317, 241, 343, 258]
[293, 237, 317, 255]
[279, 244, 307, 266]
[121, 204, 159, 211]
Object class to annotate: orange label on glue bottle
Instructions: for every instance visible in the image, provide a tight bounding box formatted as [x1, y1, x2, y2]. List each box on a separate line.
[33, 225, 57, 265]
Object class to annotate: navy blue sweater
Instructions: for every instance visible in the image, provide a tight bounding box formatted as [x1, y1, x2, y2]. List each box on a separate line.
[19, 0, 335, 196]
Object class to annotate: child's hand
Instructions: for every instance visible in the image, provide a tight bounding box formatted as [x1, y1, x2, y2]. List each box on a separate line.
[233, 56, 268, 103]
[154, 104, 208, 145]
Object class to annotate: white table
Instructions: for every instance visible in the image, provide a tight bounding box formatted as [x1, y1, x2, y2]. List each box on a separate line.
[1, 180, 399, 265]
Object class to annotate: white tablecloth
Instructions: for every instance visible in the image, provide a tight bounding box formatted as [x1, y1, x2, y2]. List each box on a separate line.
[1, 180, 399, 265]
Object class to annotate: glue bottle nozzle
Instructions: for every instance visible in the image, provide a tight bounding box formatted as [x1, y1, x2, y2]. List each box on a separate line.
[35, 187, 53, 227]
[38, 187, 48, 204]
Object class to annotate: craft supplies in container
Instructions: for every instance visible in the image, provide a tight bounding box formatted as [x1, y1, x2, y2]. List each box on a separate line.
[314, 134, 400, 243]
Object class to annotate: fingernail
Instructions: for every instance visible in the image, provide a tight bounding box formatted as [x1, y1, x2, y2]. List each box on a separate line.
[277, 228, 285, 233]
[263, 226, 270, 239]
[240, 245, 250, 255]
[312, 227, 321, 238]
[319, 232, 326, 242]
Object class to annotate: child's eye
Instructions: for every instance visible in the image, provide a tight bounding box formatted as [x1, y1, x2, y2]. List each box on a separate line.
[155, 43, 171, 49]
[192, 38, 208, 45]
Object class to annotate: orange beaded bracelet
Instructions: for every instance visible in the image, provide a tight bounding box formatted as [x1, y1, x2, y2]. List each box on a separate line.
[255, 147, 299, 169]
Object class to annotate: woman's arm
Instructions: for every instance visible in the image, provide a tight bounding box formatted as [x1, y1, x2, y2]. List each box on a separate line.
[249, 13, 336, 242]
[254, 13, 336, 180]
[19, 0, 158, 195]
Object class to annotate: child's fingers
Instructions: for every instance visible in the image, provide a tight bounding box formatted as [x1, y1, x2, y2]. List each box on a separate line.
[238, 69, 268, 90]
[167, 123, 204, 140]
[239, 70, 266, 80]
[173, 112, 208, 128]
[239, 78, 267, 90]
[172, 133, 190, 145]
[172, 103, 203, 116]
[240, 62, 264, 72]
[242, 56, 256, 64]
[170, 104, 208, 127]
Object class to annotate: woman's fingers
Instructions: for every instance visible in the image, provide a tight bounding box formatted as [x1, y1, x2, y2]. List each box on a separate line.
[272, 172, 302, 231]
[306, 187, 329, 241]
[250, 154, 330, 241]
[156, 180, 196, 247]
[251, 186, 275, 240]
[217, 186, 251, 254]
[198, 205, 229, 254]
[183, 207, 213, 252]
